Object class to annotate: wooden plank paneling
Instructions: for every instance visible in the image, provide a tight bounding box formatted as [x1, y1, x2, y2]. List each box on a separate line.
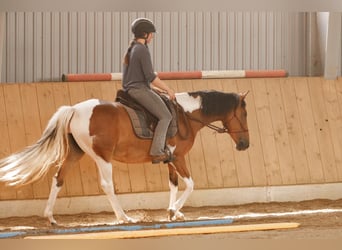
[334, 79, 342, 179]
[144, 162, 163, 192]
[252, 79, 282, 185]
[265, 79, 297, 184]
[308, 78, 338, 182]
[20, 84, 49, 199]
[294, 78, 325, 183]
[127, 163, 147, 193]
[280, 78, 311, 184]
[3, 84, 34, 199]
[323, 79, 342, 180]
[0, 78, 341, 201]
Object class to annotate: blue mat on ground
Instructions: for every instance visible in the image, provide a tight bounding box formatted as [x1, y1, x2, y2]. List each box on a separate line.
[0, 231, 27, 239]
[0, 218, 234, 238]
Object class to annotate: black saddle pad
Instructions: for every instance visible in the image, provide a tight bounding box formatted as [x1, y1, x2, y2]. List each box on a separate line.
[115, 89, 177, 139]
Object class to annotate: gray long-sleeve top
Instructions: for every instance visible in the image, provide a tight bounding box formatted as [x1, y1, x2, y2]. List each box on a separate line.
[122, 42, 157, 91]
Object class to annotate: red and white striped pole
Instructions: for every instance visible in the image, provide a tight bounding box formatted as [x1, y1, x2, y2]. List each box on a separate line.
[62, 69, 288, 82]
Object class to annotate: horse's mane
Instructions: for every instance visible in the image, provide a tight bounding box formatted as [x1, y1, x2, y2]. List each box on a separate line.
[189, 90, 241, 116]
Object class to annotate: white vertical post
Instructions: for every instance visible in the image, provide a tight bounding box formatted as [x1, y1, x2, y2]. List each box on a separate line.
[307, 13, 323, 76]
[324, 12, 342, 79]
[0, 12, 5, 82]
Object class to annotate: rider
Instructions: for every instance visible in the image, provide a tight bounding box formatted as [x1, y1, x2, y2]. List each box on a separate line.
[122, 18, 176, 164]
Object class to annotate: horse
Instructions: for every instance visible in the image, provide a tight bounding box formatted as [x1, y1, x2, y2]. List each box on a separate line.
[0, 89, 249, 225]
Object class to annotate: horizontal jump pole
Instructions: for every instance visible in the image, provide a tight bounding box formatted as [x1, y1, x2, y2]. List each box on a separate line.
[62, 69, 288, 82]
[25, 222, 300, 239]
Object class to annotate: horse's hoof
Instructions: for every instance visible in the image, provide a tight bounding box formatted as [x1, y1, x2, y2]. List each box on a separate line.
[174, 211, 185, 221]
[168, 209, 176, 221]
[168, 209, 185, 221]
[117, 216, 138, 224]
[127, 217, 138, 223]
[46, 220, 58, 227]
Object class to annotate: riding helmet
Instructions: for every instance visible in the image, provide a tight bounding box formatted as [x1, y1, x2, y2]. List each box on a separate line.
[131, 18, 156, 38]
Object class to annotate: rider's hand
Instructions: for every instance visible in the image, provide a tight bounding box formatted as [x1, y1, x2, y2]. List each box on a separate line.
[167, 88, 176, 101]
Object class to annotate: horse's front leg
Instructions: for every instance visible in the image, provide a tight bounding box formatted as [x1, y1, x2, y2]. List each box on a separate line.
[167, 157, 194, 221]
[167, 163, 181, 220]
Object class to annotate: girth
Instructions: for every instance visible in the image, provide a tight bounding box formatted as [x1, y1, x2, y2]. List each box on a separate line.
[115, 89, 178, 139]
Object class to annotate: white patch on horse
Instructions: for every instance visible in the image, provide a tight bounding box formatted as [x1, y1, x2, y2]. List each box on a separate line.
[175, 92, 201, 113]
[70, 99, 101, 151]
[166, 144, 176, 154]
[44, 177, 61, 224]
[168, 179, 178, 211]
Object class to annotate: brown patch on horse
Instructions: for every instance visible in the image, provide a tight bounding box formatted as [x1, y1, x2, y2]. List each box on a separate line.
[89, 103, 119, 162]
[168, 164, 179, 186]
[171, 156, 190, 179]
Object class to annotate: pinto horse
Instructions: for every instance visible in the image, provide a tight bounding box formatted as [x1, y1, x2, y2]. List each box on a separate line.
[0, 89, 249, 225]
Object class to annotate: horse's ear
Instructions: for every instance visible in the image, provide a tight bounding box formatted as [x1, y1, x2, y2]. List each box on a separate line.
[240, 90, 250, 100]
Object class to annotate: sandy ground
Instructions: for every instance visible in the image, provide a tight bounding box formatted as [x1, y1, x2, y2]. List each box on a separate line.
[1, 198, 342, 239]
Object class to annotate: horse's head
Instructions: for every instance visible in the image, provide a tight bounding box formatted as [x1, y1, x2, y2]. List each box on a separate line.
[223, 91, 249, 151]
[180, 90, 250, 151]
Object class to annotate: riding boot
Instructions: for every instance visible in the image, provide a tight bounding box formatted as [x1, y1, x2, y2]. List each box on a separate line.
[151, 147, 175, 164]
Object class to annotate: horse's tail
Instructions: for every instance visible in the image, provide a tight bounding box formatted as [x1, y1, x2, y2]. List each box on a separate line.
[0, 106, 75, 186]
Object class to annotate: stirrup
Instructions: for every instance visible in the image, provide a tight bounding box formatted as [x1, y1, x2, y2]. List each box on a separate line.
[151, 148, 175, 164]
[163, 147, 175, 163]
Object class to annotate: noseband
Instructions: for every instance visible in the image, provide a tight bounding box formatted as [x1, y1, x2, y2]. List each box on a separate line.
[222, 109, 249, 134]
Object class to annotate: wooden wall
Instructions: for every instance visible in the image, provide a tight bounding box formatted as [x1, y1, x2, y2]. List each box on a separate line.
[0, 77, 342, 201]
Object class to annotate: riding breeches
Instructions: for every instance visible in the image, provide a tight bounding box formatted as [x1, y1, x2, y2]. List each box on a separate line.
[127, 86, 172, 156]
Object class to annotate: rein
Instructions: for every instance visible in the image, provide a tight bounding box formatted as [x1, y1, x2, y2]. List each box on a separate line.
[186, 114, 228, 133]
[185, 109, 248, 135]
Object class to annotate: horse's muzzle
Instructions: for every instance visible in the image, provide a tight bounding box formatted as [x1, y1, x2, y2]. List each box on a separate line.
[236, 139, 249, 151]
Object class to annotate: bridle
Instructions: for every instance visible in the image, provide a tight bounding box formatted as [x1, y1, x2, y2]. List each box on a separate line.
[185, 108, 248, 135]
[174, 97, 248, 140]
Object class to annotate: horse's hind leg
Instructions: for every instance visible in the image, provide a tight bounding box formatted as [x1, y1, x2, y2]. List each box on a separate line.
[44, 176, 62, 225]
[94, 157, 137, 224]
[44, 134, 84, 225]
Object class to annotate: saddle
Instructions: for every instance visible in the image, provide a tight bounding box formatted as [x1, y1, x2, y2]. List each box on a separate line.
[115, 89, 178, 139]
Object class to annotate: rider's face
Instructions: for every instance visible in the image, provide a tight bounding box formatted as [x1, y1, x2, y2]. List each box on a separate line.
[146, 33, 154, 44]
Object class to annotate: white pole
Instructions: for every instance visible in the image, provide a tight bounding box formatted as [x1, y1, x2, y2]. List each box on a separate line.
[324, 12, 342, 79]
[0, 12, 5, 82]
